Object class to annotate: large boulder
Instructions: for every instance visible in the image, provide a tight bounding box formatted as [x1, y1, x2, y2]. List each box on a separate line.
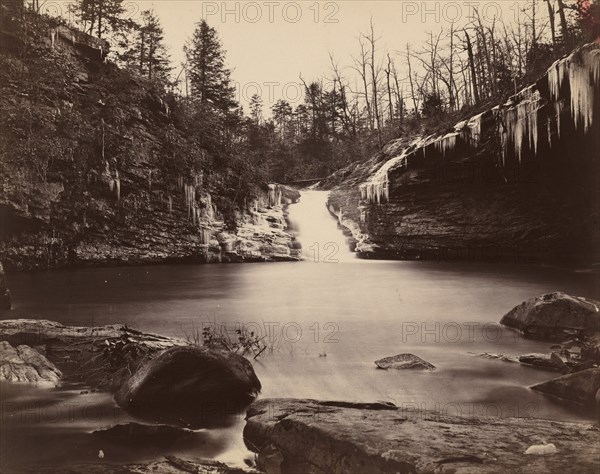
[116, 345, 261, 426]
[531, 368, 600, 408]
[375, 353, 435, 370]
[244, 398, 600, 473]
[500, 292, 600, 341]
[0, 341, 61, 385]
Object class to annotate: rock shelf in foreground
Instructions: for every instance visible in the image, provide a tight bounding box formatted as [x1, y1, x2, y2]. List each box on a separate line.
[244, 398, 600, 474]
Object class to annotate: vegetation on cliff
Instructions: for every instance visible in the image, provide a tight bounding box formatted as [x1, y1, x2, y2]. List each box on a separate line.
[0, 6, 296, 269]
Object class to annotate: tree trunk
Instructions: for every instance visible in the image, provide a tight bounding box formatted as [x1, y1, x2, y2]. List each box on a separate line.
[464, 31, 480, 104]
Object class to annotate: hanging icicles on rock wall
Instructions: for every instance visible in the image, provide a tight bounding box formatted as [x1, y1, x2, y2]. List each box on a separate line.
[360, 43, 600, 206]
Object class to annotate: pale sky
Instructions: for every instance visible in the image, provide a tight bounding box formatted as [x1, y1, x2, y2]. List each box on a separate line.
[50, 0, 533, 112]
[147, 0, 530, 111]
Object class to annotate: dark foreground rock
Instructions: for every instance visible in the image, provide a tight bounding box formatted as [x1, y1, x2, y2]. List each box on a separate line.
[531, 368, 600, 409]
[244, 398, 600, 474]
[115, 345, 261, 425]
[375, 353, 435, 370]
[0, 340, 62, 384]
[500, 292, 600, 341]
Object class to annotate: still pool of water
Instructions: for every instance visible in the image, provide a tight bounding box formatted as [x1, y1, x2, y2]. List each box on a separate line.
[1, 191, 598, 470]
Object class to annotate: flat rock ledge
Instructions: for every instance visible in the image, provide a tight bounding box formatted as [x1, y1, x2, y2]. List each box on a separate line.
[0, 340, 61, 384]
[243, 398, 600, 474]
[0, 319, 186, 390]
[9, 455, 259, 473]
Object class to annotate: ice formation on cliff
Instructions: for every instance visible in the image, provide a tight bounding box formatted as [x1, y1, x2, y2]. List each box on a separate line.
[360, 45, 599, 205]
[435, 132, 460, 156]
[548, 47, 600, 133]
[500, 85, 541, 163]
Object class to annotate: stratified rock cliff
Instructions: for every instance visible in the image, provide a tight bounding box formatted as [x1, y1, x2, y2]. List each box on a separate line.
[326, 44, 600, 264]
[0, 12, 300, 270]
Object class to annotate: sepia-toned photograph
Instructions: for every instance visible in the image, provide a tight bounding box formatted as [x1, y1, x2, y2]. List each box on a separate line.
[0, 0, 599, 472]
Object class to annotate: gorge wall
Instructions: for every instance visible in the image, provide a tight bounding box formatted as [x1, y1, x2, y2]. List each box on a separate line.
[326, 44, 600, 265]
[0, 14, 301, 271]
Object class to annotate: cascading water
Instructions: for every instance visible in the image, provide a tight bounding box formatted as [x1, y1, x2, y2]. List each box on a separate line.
[287, 190, 356, 262]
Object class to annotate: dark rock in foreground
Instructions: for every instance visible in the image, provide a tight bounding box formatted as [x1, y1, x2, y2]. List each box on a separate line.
[244, 398, 600, 473]
[116, 345, 261, 425]
[375, 353, 435, 370]
[500, 292, 600, 341]
[531, 368, 600, 409]
[0, 340, 61, 384]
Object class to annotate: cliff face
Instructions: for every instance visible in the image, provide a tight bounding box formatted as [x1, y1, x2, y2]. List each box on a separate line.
[326, 44, 600, 264]
[0, 15, 301, 270]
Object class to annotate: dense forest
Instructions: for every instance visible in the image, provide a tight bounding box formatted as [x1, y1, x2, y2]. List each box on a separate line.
[3, 0, 600, 185]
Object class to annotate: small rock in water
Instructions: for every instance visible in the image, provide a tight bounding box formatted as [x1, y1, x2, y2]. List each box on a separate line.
[375, 353, 435, 371]
[525, 443, 558, 455]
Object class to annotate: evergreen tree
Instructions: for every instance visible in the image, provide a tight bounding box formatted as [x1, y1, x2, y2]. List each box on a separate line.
[120, 10, 171, 81]
[72, 0, 128, 39]
[249, 94, 263, 125]
[184, 20, 236, 111]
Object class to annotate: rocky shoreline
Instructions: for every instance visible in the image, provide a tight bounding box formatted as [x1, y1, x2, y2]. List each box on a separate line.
[1, 291, 599, 473]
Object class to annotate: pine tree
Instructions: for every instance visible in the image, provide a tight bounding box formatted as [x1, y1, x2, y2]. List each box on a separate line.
[249, 94, 263, 125]
[72, 0, 128, 39]
[184, 20, 236, 111]
[120, 10, 171, 81]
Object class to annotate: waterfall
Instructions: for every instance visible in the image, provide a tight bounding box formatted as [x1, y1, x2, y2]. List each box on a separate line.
[287, 191, 356, 262]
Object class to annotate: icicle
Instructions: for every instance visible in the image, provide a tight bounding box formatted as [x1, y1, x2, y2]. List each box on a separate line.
[115, 169, 120, 202]
[568, 48, 600, 132]
[434, 133, 459, 156]
[466, 112, 484, 144]
[555, 101, 563, 139]
[168, 196, 173, 213]
[50, 30, 56, 49]
[548, 47, 600, 134]
[500, 86, 541, 163]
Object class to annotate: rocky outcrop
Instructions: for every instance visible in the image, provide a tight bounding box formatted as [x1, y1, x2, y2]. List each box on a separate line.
[0, 320, 262, 423]
[326, 44, 599, 264]
[244, 398, 600, 473]
[500, 292, 600, 341]
[518, 353, 564, 371]
[0, 319, 185, 389]
[116, 345, 262, 426]
[374, 353, 435, 370]
[0, 340, 61, 384]
[531, 368, 600, 409]
[0, 261, 10, 310]
[0, 12, 300, 271]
